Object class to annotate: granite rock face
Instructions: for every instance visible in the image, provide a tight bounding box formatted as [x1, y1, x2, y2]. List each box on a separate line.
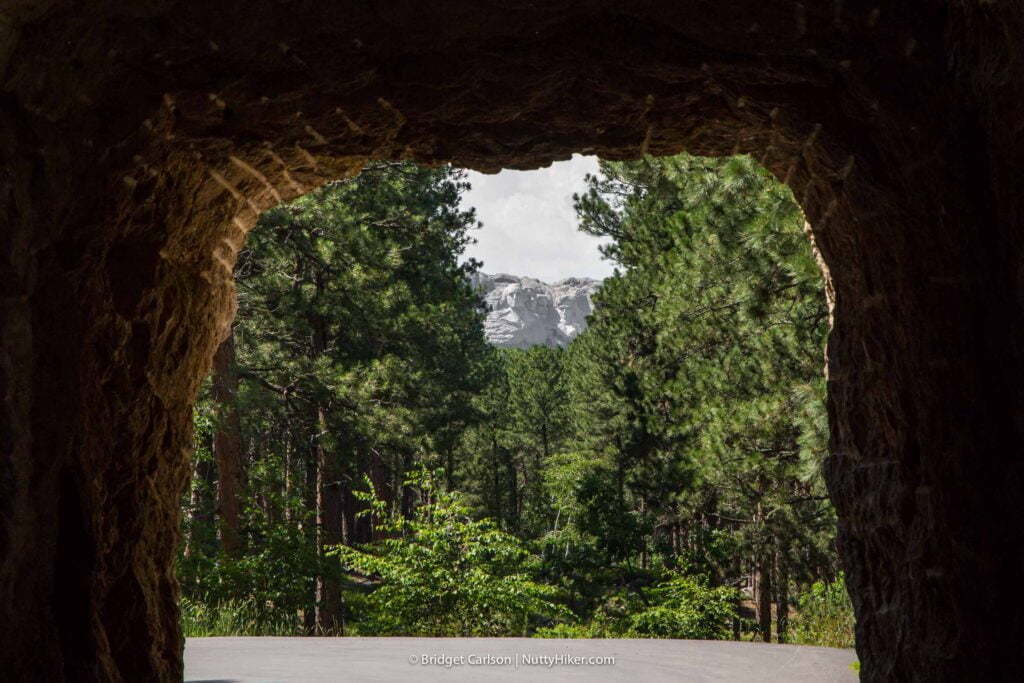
[471, 273, 600, 348]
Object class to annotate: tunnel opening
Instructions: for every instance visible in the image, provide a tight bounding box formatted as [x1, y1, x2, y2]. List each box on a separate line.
[177, 154, 842, 649]
[2, 2, 1021, 681]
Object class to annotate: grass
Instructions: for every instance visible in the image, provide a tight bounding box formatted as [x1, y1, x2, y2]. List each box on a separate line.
[180, 597, 303, 637]
[788, 577, 855, 649]
[181, 581, 858, 648]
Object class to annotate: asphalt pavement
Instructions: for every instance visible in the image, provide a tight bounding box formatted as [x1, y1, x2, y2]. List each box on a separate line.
[185, 637, 858, 682]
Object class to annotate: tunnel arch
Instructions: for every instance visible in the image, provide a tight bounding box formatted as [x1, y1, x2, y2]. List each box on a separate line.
[2, 2, 1022, 681]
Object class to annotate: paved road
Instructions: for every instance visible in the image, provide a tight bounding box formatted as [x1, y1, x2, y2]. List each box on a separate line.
[185, 637, 858, 682]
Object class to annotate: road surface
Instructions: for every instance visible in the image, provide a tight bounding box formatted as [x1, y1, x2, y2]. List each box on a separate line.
[185, 637, 858, 682]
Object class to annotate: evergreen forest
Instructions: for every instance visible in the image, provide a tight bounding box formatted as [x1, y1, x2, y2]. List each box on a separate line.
[178, 155, 854, 647]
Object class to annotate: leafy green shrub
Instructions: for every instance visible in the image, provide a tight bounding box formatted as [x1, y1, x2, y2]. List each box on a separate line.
[332, 472, 569, 636]
[177, 521, 317, 635]
[626, 575, 739, 639]
[790, 574, 855, 648]
[533, 601, 622, 638]
[534, 574, 738, 640]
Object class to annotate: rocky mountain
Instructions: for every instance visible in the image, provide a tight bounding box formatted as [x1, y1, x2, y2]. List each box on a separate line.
[470, 272, 601, 348]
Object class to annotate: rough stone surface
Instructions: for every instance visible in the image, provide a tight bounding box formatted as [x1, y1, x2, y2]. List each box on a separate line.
[471, 272, 599, 348]
[0, 1, 1022, 681]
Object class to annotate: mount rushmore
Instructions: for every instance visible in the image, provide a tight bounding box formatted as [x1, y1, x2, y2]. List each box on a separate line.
[470, 273, 601, 349]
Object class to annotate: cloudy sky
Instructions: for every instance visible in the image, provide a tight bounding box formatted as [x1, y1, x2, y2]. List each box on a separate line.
[459, 155, 616, 283]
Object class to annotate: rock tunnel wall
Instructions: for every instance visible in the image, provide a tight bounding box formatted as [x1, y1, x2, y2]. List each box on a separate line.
[1, 1, 1022, 680]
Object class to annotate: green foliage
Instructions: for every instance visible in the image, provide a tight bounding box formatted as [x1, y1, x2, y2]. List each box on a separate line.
[533, 623, 599, 638]
[178, 154, 846, 646]
[177, 524, 318, 632]
[534, 574, 738, 640]
[455, 346, 570, 536]
[790, 575, 856, 648]
[180, 596, 302, 637]
[234, 161, 493, 485]
[179, 162, 494, 629]
[564, 154, 836, 592]
[627, 575, 739, 639]
[332, 471, 568, 636]
[178, 397, 218, 564]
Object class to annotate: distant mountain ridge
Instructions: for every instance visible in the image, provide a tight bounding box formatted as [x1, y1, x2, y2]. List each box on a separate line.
[470, 272, 601, 348]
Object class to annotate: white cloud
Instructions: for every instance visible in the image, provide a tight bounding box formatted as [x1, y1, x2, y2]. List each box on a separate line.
[459, 155, 615, 283]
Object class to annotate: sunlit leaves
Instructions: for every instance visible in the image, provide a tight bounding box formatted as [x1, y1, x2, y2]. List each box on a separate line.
[331, 471, 568, 636]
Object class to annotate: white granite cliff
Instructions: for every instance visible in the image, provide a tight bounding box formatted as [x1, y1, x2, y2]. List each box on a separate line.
[469, 272, 600, 348]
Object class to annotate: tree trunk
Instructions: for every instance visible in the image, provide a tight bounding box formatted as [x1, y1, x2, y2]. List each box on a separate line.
[183, 443, 216, 560]
[444, 443, 454, 491]
[283, 432, 292, 523]
[757, 554, 773, 643]
[314, 406, 343, 634]
[731, 554, 742, 640]
[211, 330, 244, 557]
[401, 452, 415, 518]
[775, 553, 788, 644]
[541, 421, 549, 461]
[503, 447, 520, 531]
[303, 447, 318, 634]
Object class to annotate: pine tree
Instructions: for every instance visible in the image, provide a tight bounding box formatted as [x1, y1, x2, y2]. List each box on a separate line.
[563, 154, 837, 639]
